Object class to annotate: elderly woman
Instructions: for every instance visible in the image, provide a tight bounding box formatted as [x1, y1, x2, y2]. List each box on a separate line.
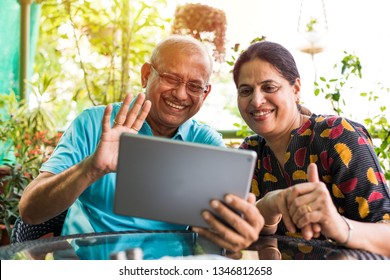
[233, 40, 390, 257]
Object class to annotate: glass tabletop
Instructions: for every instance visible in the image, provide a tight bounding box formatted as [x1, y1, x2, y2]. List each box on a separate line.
[0, 230, 388, 260]
[0, 230, 224, 260]
[244, 234, 389, 260]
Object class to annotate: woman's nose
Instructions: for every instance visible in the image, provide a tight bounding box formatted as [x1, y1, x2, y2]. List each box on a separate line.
[250, 88, 266, 106]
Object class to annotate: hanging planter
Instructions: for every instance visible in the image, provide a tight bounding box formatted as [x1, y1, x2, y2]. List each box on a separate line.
[171, 3, 227, 62]
[296, 0, 328, 56]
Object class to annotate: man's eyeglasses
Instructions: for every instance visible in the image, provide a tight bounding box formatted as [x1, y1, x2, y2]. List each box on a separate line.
[150, 65, 209, 97]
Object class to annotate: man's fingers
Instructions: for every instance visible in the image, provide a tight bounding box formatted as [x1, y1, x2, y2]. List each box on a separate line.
[102, 104, 113, 132]
[222, 195, 263, 233]
[129, 99, 151, 132]
[121, 93, 142, 127]
[247, 193, 256, 205]
[115, 94, 133, 126]
[196, 195, 263, 251]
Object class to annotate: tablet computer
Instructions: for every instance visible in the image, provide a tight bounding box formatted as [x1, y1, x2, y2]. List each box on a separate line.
[114, 133, 257, 229]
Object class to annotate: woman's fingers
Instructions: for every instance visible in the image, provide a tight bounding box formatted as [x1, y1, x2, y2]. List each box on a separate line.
[307, 163, 320, 182]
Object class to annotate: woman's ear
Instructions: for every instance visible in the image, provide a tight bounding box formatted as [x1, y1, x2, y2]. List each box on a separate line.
[293, 78, 301, 103]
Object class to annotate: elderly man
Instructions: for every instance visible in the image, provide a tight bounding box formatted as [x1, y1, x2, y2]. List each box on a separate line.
[19, 35, 264, 253]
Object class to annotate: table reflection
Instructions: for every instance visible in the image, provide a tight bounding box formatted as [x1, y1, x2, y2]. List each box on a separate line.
[73, 232, 196, 260]
[244, 234, 389, 260]
[250, 236, 281, 260]
[0, 231, 388, 260]
[1, 231, 223, 260]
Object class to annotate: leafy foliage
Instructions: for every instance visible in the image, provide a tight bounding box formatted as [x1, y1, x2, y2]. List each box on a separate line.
[305, 17, 319, 32]
[0, 163, 30, 238]
[34, 0, 170, 112]
[314, 51, 362, 115]
[226, 36, 267, 68]
[0, 91, 61, 237]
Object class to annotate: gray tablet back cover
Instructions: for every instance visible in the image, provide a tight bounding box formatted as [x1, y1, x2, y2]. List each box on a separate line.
[114, 133, 257, 228]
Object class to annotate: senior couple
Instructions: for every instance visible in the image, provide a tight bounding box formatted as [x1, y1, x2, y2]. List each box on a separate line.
[19, 35, 390, 257]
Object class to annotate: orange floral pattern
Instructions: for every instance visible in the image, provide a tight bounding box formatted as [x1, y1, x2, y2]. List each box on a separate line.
[240, 114, 390, 234]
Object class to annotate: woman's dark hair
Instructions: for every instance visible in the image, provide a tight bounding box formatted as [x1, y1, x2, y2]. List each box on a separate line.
[233, 41, 300, 88]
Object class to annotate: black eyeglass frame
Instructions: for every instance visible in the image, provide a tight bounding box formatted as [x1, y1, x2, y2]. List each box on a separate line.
[150, 64, 209, 97]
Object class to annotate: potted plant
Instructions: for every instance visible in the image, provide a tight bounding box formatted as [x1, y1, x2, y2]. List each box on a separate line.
[0, 163, 29, 245]
[171, 3, 227, 62]
[0, 92, 62, 245]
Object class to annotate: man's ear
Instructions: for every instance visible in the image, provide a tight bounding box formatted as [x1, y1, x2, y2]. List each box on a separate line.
[202, 84, 212, 101]
[141, 63, 152, 88]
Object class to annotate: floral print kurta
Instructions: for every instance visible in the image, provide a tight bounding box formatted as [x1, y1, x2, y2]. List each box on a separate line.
[240, 114, 390, 235]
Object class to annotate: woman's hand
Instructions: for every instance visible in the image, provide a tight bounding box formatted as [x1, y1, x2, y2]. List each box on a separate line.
[254, 187, 300, 235]
[286, 163, 344, 241]
[192, 193, 264, 255]
[257, 164, 322, 239]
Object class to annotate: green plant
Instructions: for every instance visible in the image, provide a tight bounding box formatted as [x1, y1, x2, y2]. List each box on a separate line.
[36, 0, 170, 108]
[305, 17, 319, 32]
[362, 89, 390, 180]
[314, 51, 362, 115]
[0, 163, 29, 239]
[226, 36, 267, 68]
[0, 91, 62, 238]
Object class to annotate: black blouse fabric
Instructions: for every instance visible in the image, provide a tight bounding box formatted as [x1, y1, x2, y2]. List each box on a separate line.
[240, 114, 390, 235]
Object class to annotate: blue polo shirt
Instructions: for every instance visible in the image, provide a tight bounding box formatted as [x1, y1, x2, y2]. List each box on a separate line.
[41, 100, 225, 235]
